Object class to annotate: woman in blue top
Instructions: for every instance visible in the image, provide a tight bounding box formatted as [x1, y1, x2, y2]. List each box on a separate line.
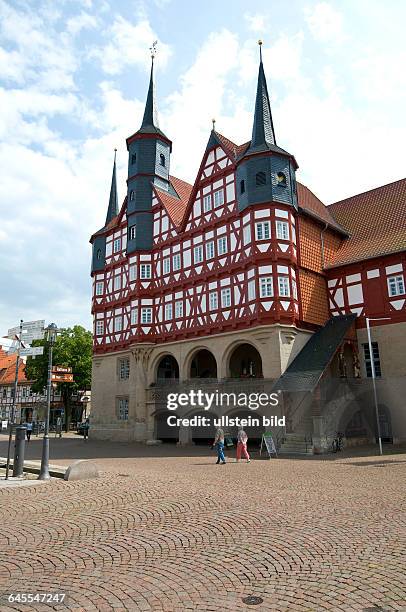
[213, 428, 226, 465]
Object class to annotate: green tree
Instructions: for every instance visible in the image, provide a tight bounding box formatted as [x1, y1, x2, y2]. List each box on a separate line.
[25, 325, 92, 431]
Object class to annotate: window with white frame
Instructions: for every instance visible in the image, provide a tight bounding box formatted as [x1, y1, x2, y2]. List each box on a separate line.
[129, 225, 136, 241]
[209, 292, 218, 310]
[173, 253, 181, 271]
[221, 287, 231, 308]
[141, 307, 152, 324]
[363, 342, 381, 377]
[114, 317, 123, 332]
[96, 320, 104, 336]
[248, 280, 256, 300]
[119, 358, 130, 380]
[130, 308, 137, 325]
[203, 194, 212, 212]
[117, 397, 129, 420]
[194, 245, 203, 264]
[175, 301, 183, 318]
[278, 276, 290, 297]
[217, 236, 227, 255]
[292, 279, 298, 300]
[255, 221, 270, 240]
[387, 274, 405, 297]
[95, 282, 103, 296]
[243, 225, 251, 245]
[114, 275, 121, 291]
[165, 303, 173, 320]
[163, 258, 170, 274]
[206, 241, 215, 259]
[113, 238, 121, 253]
[276, 220, 289, 240]
[129, 265, 137, 281]
[214, 189, 224, 208]
[140, 264, 151, 279]
[260, 277, 273, 297]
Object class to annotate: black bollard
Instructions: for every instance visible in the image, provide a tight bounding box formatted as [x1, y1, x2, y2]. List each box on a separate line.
[13, 425, 27, 477]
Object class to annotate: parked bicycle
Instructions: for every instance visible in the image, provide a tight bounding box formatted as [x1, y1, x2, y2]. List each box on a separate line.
[331, 432, 344, 452]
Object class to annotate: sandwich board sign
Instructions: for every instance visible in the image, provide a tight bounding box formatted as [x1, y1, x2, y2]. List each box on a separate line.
[260, 432, 278, 458]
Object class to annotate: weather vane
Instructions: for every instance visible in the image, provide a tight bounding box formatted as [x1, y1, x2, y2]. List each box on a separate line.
[258, 39, 263, 61]
[212, 118, 216, 131]
[150, 40, 158, 60]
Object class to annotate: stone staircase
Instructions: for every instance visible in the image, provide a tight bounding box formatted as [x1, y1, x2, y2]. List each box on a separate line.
[278, 433, 314, 456]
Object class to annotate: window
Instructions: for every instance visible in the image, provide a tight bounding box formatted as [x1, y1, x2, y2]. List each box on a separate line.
[209, 292, 218, 310]
[114, 317, 122, 332]
[277, 172, 287, 187]
[292, 279, 298, 300]
[206, 241, 215, 260]
[113, 238, 121, 253]
[217, 236, 227, 255]
[173, 253, 181, 271]
[140, 264, 151, 279]
[118, 397, 129, 420]
[363, 343, 381, 378]
[194, 245, 203, 264]
[243, 225, 251, 245]
[175, 301, 183, 318]
[221, 287, 231, 308]
[387, 275, 405, 297]
[130, 309, 137, 325]
[131, 153, 136, 165]
[165, 303, 173, 320]
[129, 265, 137, 281]
[256, 171, 266, 186]
[255, 221, 270, 240]
[129, 225, 136, 241]
[96, 249, 102, 260]
[240, 180, 245, 194]
[203, 194, 212, 212]
[163, 258, 170, 274]
[159, 153, 166, 167]
[278, 276, 290, 297]
[96, 320, 104, 336]
[213, 190, 224, 208]
[276, 220, 289, 241]
[260, 277, 273, 298]
[95, 282, 103, 296]
[114, 275, 121, 291]
[141, 307, 152, 324]
[248, 281, 256, 301]
[129, 190, 135, 201]
[119, 358, 130, 380]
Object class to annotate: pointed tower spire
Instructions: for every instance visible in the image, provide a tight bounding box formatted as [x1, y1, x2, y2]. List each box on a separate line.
[105, 149, 118, 226]
[250, 40, 277, 150]
[141, 42, 159, 130]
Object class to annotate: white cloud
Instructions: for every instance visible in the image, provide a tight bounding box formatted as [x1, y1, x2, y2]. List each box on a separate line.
[305, 2, 345, 44]
[244, 13, 268, 34]
[66, 11, 98, 35]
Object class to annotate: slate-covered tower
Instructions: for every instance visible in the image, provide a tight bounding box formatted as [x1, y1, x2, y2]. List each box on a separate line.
[126, 53, 172, 254]
[236, 42, 298, 213]
[91, 150, 119, 272]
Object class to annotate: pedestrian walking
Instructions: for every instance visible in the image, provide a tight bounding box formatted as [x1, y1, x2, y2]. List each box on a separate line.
[83, 418, 90, 441]
[26, 420, 33, 443]
[236, 426, 250, 463]
[213, 427, 226, 464]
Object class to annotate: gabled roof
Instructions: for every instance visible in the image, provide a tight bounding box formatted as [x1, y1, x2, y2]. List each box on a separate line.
[153, 176, 193, 227]
[327, 178, 406, 268]
[0, 347, 28, 385]
[297, 183, 347, 234]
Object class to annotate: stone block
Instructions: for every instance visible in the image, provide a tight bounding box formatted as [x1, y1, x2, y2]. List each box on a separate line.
[64, 460, 100, 481]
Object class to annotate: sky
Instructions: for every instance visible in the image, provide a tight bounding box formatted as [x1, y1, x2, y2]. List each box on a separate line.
[0, 0, 405, 335]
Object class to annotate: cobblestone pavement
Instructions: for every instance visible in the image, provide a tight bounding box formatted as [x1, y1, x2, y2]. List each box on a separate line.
[0, 446, 405, 611]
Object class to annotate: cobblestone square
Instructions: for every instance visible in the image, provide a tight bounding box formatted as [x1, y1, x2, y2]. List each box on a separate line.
[0, 438, 405, 611]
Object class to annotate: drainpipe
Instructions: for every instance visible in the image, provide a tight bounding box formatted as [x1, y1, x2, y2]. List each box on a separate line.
[320, 222, 328, 269]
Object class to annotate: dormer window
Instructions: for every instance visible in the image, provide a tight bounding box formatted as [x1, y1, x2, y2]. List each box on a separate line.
[129, 190, 135, 201]
[277, 172, 287, 187]
[96, 249, 102, 260]
[131, 153, 136, 165]
[129, 225, 136, 241]
[240, 180, 245, 194]
[256, 171, 266, 186]
[159, 153, 165, 167]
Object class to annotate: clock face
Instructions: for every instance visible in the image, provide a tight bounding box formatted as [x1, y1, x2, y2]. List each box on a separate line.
[277, 172, 286, 184]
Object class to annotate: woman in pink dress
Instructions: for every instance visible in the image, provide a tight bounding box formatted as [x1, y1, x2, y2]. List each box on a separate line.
[236, 426, 250, 463]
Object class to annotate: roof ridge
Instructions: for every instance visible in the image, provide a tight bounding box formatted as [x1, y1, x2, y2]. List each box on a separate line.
[330, 177, 406, 208]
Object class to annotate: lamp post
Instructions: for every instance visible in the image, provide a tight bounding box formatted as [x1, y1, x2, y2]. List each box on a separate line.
[38, 323, 58, 480]
[365, 316, 390, 456]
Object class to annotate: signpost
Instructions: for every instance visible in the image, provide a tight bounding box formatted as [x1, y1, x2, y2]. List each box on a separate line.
[51, 366, 74, 383]
[260, 432, 278, 458]
[8, 320, 45, 342]
[19, 347, 44, 357]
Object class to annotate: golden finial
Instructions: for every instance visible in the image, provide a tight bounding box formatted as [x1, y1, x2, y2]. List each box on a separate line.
[258, 39, 263, 62]
[212, 118, 216, 131]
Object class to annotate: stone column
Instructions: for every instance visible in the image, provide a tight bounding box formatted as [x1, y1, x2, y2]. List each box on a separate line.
[131, 345, 153, 442]
[178, 423, 194, 446]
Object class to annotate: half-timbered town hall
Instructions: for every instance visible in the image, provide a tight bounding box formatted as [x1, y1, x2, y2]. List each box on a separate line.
[90, 46, 406, 452]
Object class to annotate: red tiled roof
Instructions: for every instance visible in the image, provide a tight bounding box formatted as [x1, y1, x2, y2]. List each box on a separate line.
[297, 182, 345, 233]
[327, 178, 406, 267]
[0, 347, 28, 385]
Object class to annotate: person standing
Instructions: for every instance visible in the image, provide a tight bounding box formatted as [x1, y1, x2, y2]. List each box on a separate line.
[26, 419, 33, 443]
[83, 418, 90, 441]
[236, 426, 250, 463]
[213, 427, 226, 465]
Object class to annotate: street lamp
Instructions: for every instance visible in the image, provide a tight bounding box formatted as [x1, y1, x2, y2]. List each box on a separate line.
[38, 323, 58, 480]
[365, 316, 391, 456]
